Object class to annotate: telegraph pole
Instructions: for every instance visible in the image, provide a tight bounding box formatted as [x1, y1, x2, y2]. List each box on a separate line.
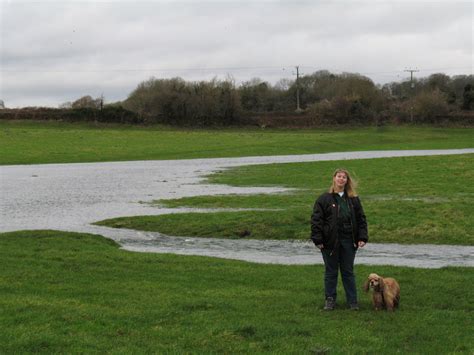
[404, 68, 419, 89]
[293, 66, 303, 113]
[404, 68, 419, 122]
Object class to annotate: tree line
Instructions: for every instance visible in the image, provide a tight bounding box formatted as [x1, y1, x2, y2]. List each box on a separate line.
[2, 71, 473, 126]
[118, 71, 473, 125]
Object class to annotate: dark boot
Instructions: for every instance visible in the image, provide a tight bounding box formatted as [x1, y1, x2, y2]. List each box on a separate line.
[324, 297, 336, 310]
[349, 302, 359, 310]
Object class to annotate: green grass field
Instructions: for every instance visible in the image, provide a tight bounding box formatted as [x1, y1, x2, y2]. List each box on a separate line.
[97, 154, 474, 245]
[1, 231, 472, 353]
[2, 121, 473, 353]
[1, 120, 473, 164]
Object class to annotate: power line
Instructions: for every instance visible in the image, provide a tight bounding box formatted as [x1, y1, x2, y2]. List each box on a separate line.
[0, 65, 293, 73]
[1, 65, 470, 74]
[299, 65, 471, 76]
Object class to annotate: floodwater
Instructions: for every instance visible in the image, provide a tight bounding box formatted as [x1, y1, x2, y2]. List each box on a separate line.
[1, 149, 474, 268]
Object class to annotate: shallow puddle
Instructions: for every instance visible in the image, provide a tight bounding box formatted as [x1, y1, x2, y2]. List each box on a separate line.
[80, 225, 474, 269]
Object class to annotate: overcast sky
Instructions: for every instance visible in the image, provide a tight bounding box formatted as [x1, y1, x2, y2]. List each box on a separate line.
[1, 0, 472, 108]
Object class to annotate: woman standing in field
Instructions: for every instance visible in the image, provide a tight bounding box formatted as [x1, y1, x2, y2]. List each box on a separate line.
[311, 168, 368, 310]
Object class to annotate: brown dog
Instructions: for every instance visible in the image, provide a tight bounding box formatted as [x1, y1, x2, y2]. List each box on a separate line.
[363, 273, 400, 311]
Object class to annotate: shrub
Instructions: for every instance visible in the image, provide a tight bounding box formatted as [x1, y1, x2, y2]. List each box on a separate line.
[308, 95, 375, 124]
[412, 89, 450, 122]
[123, 77, 242, 126]
[72, 95, 102, 109]
[462, 84, 474, 110]
[0, 106, 142, 124]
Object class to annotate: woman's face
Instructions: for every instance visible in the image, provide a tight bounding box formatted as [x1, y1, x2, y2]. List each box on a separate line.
[333, 172, 348, 190]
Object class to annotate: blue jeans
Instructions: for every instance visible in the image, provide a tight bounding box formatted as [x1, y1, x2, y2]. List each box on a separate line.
[321, 238, 358, 304]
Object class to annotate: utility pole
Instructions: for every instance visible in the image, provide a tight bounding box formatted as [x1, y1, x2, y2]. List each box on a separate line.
[404, 68, 419, 122]
[293, 65, 303, 113]
[404, 68, 419, 89]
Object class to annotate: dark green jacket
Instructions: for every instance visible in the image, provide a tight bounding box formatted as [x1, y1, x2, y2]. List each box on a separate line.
[310, 192, 368, 249]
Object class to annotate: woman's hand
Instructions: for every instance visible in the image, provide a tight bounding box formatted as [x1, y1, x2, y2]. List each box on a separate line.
[358, 241, 366, 248]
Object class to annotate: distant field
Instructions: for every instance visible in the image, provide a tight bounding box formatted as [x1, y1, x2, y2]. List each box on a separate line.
[97, 154, 474, 245]
[1, 230, 472, 353]
[1, 120, 473, 164]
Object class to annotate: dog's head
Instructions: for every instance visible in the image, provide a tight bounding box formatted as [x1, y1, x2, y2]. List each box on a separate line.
[363, 273, 384, 292]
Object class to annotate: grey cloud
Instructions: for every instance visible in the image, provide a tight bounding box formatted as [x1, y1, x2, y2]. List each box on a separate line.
[1, 0, 472, 107]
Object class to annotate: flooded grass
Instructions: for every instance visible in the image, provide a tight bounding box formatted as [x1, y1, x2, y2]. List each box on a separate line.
[98, 154, 474, 245]
[0, 230, 472, 353]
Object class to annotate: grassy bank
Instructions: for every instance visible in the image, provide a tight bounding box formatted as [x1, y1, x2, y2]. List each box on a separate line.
[1, 120, 474, 165]
[1, 230, 472, 353]
[97, 154, 474, 245]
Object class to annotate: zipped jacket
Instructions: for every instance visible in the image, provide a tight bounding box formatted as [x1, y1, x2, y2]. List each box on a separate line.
[310, 192, 368, 249]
